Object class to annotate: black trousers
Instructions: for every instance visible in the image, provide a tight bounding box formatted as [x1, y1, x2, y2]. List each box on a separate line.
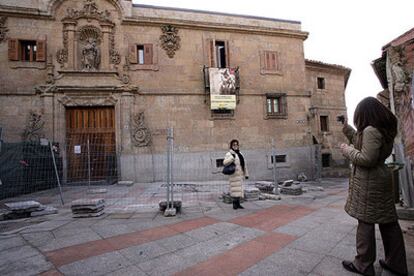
[354, 220, 408, 276]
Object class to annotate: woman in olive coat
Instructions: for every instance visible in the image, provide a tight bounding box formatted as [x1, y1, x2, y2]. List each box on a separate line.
[223, 139, 249, 209]
[340, 97, 407, 276]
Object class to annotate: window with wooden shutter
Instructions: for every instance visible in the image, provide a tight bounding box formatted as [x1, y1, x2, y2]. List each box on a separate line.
[36, 40, 46, 62]
[20, 40, 37, 62]
[143, 44, 153, 65]
[261, 51, 282, 75]
[215, 40, 227, 68]
[205, 39, 230, 68]
[129, 44, 138, 64]
[265, 93, 287, 119]
[224, 40, 230, 68]
[8, 39, 19, 61]
[128, 43, 158, 71]
[208, 39, 215, 67]
[320, 115, 329, 132]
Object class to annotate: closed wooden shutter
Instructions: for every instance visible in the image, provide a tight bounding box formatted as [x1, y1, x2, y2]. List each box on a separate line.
[281, 95, 288, 115]
[8, 39, 19, 61]
[271, 52, 276, 70]
[265, 52, 270, 70]
[208, 39, 215, 67]
[143, 44, 153, 65]
[225, 40, 230, 68]
[129, 44, 138, 64]
[36, 40, 46, 61]
[260, 51, 265, 71]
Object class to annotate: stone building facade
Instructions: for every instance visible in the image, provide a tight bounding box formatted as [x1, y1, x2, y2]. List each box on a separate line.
[0, 0, 350, 183]
[372, 27, 414, 206]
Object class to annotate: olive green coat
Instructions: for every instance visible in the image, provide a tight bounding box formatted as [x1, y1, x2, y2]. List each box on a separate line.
[342, 125, 397, 224]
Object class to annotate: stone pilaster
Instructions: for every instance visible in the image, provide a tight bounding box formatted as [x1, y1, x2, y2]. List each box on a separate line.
[63, 21, 77, 69]
[40, 92, 54, 140]
[120, 92, 134, 153]
[100, 23, 112, 71]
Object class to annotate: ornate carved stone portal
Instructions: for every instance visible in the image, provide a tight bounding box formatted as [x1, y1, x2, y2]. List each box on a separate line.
[0, 16, 8, 43]
[22, 112, 45, 142]
[79, 26, 101, 70]
[160, 25, 181, 58]
[132, 112, 152, 147]
[56, 0, 120, 70]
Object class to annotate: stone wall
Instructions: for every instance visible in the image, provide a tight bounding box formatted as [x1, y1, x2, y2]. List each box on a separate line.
[0, 0, 350, 182]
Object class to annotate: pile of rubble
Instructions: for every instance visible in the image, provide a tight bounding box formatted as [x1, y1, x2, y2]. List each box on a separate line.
[71, 198, 105, 218]
[255, 181, 275, 193]
[279, 180, 303, 195]
[3, 200, 57, 220]
[244, 187, 261, 201]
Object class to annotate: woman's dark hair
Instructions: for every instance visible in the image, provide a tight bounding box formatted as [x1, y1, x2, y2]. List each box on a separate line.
[229, 139, 239, 149]
[353, 96, 398, 143]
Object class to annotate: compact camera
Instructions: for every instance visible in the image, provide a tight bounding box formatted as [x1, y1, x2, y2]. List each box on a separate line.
[336, 115, 345, 124]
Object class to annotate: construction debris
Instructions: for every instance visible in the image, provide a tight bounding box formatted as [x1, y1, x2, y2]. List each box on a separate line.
[244, 187, 261, 201]
[255, 181, 274, 193]
[280, 184, 303, 195]
[3, 200, 57, 219]
[259, 193, 281, 200]
[117, 181, 134, 186]
[71, 198, 105, 218]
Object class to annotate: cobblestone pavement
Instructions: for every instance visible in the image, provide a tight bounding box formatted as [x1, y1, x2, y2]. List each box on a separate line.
[0, 178, 413, 276]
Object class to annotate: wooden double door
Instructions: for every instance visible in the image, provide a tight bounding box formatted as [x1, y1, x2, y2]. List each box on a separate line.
[66, 107, 117, 184]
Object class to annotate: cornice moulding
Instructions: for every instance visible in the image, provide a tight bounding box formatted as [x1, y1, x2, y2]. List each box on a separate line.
[123, 17, 308, 39]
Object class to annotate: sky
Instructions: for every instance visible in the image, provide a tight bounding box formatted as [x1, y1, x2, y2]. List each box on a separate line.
[132, 0, 414, 121]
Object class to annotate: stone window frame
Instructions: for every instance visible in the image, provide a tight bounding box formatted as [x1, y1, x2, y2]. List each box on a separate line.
[317, 76, 326, 90]
[266, 153, 290, 169]
[128, 43, 159, 71]
[210, 109, 235, 120]
[205, 38, 231, 68]
[320, 115, 329, 132]
[322, 153, 331, 167]
[260, 50, 283, 75]
[264, 93, 288, 119]
[8, 38, 47, 63]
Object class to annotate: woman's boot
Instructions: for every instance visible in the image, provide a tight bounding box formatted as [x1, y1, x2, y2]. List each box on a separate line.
[232, 197, 238, 209]
[236, 197, 244, 209]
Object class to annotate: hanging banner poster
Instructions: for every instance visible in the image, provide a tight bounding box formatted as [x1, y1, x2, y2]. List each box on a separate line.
[209, 68, 236, 110]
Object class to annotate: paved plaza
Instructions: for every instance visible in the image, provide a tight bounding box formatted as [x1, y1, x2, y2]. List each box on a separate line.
[0, 178, 413, 276]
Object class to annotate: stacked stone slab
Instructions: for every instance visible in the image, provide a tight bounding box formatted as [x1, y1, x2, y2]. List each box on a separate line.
[244, 187, 261, 201]
[71, 198, 105, 218]
[4, 200, 57, 219]
[280, 180, 303, 195]
[255, 181, 274, 193]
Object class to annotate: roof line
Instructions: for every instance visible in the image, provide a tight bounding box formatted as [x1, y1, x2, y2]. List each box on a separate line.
[132, 4, 301, 25]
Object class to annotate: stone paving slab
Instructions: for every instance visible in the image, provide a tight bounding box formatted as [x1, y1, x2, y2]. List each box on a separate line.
[286, 233, 341, 254]
[0, 253, 53, 276]
[104, 265, 147, 276]
[177, 232, 296, 276]
[241, 247, 325, 276]
[58, 251, 132, 276]
[0, 178, 413, 275]
[137, 252, 189, 275]
[155, 233, 198, 251]
[118, 241, 170, 264]
[0, 245, 40, 267]
[0, 235, 26, 251]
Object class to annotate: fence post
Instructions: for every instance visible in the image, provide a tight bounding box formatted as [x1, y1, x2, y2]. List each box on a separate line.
[272, 138, 279, 195]
[164, 127, 176, 216]
[50, 142, 64, 205]
[87, 138, 91, 189]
